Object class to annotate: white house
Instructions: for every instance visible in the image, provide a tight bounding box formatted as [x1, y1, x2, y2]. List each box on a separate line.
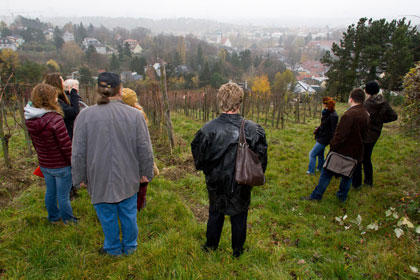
[83, 38, 107, 55]
[294, 81, 316, 95]
[7, 35, 25, 47]
[0, 38, 17, 51]
[44, 29, 54, 41]
[62, 31, 74, 42]
[123, 39, 143, 54]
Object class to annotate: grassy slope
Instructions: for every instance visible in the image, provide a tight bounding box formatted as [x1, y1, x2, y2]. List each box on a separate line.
[0, 104, 419, 279]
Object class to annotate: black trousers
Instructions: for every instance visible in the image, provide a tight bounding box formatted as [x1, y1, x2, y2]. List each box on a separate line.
[353, 141, 376, 187]
[205, 209, 248, 255]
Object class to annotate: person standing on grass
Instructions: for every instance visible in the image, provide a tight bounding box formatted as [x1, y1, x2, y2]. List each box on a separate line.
[44, 73, 80, 140]
[24, 84, 77, 224]
[191, 82, 268, 258]
[307, 97, 338, 175]
[121, 87, 159, 211]
[352, 81, 398, 189]
[72, 72, 154, 256]
[302, 88, 370, 202]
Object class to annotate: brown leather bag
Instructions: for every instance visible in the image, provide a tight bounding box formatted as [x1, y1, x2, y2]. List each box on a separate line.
[235, 119, 265, 186]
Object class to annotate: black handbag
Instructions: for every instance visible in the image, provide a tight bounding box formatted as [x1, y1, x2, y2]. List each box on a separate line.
[234, 119, 265, 186]
[323, 151, 358, 178]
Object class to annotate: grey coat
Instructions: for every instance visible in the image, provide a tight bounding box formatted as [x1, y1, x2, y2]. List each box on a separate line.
[72, 100, 154, 204]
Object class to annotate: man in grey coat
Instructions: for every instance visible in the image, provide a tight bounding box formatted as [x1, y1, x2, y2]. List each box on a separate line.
[72, 72, 154, 256]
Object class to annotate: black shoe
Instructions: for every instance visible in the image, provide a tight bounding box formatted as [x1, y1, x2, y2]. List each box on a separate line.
[70, 188, 79, 200]
[201, 244, 217, 253]
[300, 195, 318, 201]
[98, 247, 107, 255]
[233, 248, 244, 258]
[364, 183, 373, 187]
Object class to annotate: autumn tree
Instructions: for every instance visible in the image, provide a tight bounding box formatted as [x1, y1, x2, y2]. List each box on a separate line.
[272, 70, 296, 128]
[61, 42, 84, 68]
[46, 59, 60, 72]
[251, 75, 271, 123]
[177, 36, 186, 65]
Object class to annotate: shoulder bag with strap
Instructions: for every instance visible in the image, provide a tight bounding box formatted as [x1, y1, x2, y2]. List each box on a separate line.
[235, 119, 265, 186]
[323, 151, 358, 178]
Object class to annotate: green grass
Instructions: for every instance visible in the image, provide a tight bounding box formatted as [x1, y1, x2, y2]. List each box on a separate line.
[0, 104, 419, 279]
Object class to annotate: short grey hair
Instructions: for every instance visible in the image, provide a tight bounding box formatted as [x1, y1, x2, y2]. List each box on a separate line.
[63, 79, 74, 91]
[63, 79, 80, 91]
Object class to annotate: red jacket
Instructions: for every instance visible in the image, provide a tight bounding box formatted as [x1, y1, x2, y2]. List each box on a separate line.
[26, 112, 72, 168]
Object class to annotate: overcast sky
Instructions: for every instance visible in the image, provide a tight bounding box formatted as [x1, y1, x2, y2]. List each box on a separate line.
[1, 0, 420, 26]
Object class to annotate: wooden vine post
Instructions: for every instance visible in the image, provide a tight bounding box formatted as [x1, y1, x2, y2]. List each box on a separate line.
[159, 62, 175, 152]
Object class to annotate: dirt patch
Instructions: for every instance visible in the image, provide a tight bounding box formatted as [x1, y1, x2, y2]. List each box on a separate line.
[0, 158, 41, 208]
[149, 129, 208, 222]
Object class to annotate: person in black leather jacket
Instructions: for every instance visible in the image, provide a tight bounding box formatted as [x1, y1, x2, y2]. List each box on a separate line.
[191, 82, 268, 258]
[352, 81, 397, 188]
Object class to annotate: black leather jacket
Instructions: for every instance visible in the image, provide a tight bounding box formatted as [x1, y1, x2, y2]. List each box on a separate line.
[191, 114, 268, 216]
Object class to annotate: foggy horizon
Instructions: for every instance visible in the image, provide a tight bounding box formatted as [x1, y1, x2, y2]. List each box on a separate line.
[1, 0, 420, 28]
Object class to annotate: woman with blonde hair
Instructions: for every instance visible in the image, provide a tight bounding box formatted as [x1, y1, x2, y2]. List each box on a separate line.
[122, 87, 158, 211]
[44, 73, 80, 139]
[24, 84, 77, 223]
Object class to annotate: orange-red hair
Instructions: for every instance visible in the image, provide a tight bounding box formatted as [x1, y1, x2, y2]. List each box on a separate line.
[322, 96, 336, 111]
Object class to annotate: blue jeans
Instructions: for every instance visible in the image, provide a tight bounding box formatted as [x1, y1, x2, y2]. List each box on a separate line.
[94, 194, 138, 255]
[40, 166, 76, 223]
[310, 169, 352, 202]
[307, 141, 326, 173]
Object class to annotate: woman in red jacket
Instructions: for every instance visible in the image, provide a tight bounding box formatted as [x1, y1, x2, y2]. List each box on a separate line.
[25, 84, 77, 223]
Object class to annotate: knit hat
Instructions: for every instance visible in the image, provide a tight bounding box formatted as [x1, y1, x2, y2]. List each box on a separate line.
[122, 88, 138, 106]
[365, 81, 380, 95]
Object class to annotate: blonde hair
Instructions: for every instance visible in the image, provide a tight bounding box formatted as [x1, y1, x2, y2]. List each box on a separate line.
[122, 87, 149, 124]
[217, 82, 244, 112]
[122, 88, 138, 106]
[31, 84, 64, 116]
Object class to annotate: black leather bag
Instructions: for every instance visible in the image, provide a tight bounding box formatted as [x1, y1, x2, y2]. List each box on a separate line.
[323, 151, 358, 178]
[235, 119, 265, 186]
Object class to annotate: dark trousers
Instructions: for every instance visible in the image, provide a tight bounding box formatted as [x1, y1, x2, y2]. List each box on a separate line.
[205, 209, 248, 255]
[353, 142, 376, 187]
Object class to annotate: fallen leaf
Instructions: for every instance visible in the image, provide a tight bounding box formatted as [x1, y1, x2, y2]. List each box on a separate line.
[416, 225, 420, 234]
[394, 228, 404, 238]
[367, 222, 379, 231]
[398, 217, 414, 228]
[392, 213, 399, 219]
[344, 225, 351, 230]
[410, 266, 419, 274]
[356, 215, 362, 225]
[343, 215, 348, 220]
[298, 259, 305, 264]
[385, 210, 392, 217]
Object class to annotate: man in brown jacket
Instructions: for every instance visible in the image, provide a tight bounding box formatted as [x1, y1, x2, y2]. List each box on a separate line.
[302, 88, 370, 202]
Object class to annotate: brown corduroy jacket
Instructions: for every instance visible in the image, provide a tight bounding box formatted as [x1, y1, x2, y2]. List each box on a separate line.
[330, 104, 370, 162]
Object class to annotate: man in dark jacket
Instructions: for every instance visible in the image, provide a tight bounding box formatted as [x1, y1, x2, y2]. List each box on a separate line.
[352, 81, 398, 188]
[191, 82, 268, 257]
[302, 88, 370, 202]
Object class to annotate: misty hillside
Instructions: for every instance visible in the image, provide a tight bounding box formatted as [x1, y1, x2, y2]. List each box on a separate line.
[42, 16, 242, 34]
